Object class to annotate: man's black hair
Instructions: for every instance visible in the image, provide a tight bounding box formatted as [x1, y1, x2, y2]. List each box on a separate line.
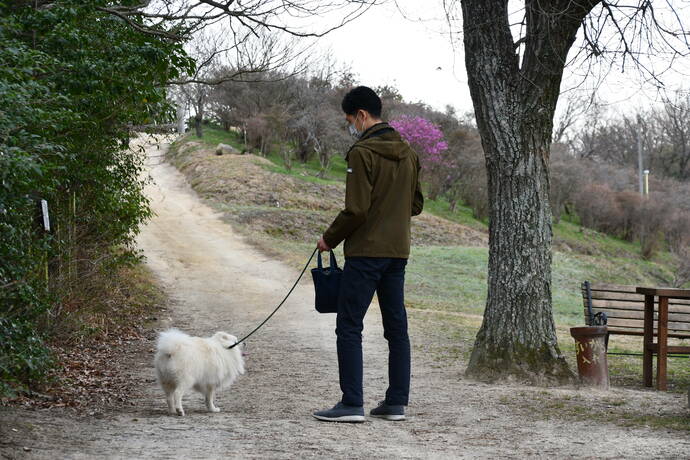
[341, 86, 382, 118]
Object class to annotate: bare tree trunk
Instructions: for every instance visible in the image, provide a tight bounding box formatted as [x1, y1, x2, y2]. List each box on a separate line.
[194, 95, 205, 138]
[194, 114, 203, 138]
[317, 146, 330, 179]
[176, 101, 186, 134]
[281, 145, 292, 171]
[449, 198, 458, 212]
[461, 0, 599, 383]
[427, 183, 441, 201]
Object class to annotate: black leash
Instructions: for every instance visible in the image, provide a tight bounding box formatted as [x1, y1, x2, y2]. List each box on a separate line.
[228, 247, 319, 349]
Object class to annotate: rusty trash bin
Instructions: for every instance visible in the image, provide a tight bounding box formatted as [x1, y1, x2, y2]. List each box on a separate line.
[570, 326, 609, 389]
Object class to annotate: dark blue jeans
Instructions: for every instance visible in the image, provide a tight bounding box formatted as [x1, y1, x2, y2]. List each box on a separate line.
[336, 257, 410, 407]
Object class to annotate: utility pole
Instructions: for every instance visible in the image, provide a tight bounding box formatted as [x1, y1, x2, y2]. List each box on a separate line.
[637, 115, 644, 196]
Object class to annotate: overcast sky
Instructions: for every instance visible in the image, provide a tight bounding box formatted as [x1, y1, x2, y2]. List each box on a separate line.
[319, 2, 471, 113]
[315, 1, 690, 118]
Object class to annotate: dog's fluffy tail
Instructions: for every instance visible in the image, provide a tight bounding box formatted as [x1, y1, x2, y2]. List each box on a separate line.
[157, 328, 190, 356]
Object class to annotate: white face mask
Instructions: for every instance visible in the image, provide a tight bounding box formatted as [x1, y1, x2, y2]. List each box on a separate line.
[348, 112, 364, 139]
[348, 123, 361, 139]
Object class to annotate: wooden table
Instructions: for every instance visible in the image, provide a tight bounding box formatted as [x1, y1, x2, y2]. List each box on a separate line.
[636, 287, 690, 390]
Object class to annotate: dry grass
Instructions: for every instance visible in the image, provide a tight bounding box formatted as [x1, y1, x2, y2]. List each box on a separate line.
[166, 137, 488, 248]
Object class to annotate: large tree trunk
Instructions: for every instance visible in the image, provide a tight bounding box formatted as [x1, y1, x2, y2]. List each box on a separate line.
[461, 0, 599, 383]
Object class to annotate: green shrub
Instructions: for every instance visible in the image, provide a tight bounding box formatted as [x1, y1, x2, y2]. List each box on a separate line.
[0, 318, 54, 396]
[0, 1, 193, 395]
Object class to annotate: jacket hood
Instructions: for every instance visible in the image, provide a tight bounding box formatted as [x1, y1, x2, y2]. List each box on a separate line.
[354, 122, 410, 161]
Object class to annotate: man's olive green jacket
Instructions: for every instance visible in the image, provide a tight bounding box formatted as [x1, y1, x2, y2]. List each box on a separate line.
[323, 122, 424, 258]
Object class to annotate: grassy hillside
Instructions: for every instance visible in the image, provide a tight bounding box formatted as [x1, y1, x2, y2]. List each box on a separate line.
[165, 126, 689, 392]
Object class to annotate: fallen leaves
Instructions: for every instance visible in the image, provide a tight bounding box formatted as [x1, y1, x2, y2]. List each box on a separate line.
[4, 325, 156, 412]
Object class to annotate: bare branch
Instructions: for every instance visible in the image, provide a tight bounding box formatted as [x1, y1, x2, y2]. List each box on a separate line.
[576, 0, 690, 85]
[96, 6, 186, 40]
[98, 1, 381, 41]
[0, 280, 20, 290]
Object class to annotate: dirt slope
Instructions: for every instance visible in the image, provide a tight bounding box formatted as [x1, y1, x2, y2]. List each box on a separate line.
[166, 139, 488, 248]
[1, 135, 688, 459]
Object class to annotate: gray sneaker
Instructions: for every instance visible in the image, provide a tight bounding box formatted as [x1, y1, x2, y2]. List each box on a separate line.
[313, 402, 365, 423]
[369, 400, 405, 421]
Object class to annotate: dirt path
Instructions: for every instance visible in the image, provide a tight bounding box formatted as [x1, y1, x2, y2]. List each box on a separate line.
[2, 136, 689, 459]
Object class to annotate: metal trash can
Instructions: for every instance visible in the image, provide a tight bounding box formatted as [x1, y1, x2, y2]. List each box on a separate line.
[570, 326, 609, 389]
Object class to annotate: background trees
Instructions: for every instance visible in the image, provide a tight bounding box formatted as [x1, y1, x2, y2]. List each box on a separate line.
[289, 74, 352, 175]
[195, 65, 690, 276]
[654, 95, 690, 181]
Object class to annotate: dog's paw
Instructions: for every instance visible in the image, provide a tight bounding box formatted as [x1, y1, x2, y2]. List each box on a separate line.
[208, 407, 221, 413]
[175, 408, 185, 416]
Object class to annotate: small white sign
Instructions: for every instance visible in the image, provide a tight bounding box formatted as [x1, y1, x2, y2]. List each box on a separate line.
[41, 199, 50, 232]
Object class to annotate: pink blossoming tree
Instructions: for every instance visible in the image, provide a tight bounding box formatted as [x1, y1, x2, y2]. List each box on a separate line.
[390, 115, 451, 199]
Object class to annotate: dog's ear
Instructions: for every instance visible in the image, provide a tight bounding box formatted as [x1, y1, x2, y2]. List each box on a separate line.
[216, 332, 238, 349]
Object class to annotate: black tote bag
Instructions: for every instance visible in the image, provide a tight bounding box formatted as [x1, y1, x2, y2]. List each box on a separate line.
[311, 250, 342, 313]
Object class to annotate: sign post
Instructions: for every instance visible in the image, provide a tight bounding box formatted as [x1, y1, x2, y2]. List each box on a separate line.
[40, 199, 50, 232]
[38, 199, 50, 286]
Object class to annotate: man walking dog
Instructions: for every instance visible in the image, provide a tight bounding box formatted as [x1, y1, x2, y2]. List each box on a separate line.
[314, 86, 423, 422]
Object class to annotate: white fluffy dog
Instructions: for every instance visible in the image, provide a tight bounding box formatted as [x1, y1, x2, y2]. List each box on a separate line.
[154, 328, 245, 416]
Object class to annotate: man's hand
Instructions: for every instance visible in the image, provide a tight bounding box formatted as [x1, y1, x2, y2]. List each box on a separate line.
[317, 237, 331, 252]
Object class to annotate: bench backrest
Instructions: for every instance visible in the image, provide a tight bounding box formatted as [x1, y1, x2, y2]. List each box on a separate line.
[581, 282, 690, 339]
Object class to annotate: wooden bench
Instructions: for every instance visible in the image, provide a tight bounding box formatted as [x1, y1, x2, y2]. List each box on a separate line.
[581, 281, 690, 389]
